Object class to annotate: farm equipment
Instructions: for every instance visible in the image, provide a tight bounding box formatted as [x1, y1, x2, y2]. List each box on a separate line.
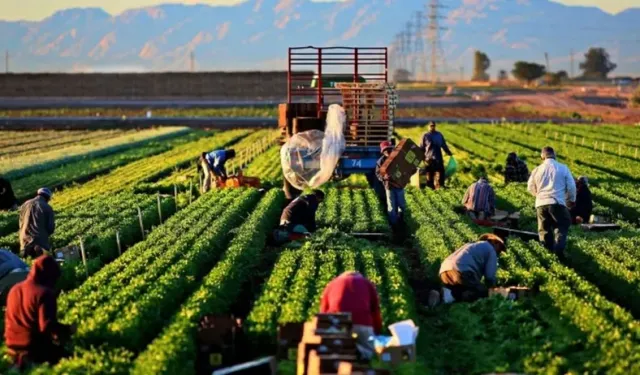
[278, 46, 398, 194]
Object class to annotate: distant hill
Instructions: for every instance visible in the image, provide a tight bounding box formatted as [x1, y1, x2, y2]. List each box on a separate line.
[0, 0, 638, 76]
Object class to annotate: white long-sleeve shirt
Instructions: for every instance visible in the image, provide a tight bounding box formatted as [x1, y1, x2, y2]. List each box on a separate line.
[527, 158, 577, 208]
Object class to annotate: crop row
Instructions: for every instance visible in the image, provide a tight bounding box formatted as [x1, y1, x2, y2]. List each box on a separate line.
[50, 129, 248, 209]
[243, 146, 283, 184]
[404, 124, 639, 225]
[0, 191, 176, 290]
[470, 124, 640, 181]
[59, 188, 245, 320]
[9, 130, 197, 201]
[246, 229, 416, 340]
[1, 127, 190, 180]
[27, 188, 263, 374]
[316, 188, 389, 234]
[130, 189, 284, 375]
[0, 130, 128, 158]
[152, 129, 279, 191]
[404, 187, 640, 373]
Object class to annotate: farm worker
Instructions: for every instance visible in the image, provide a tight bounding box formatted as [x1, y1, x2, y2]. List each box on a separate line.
[199, 148, 236, 193]
[19, 188, 55, 259]
[0, 249, 29, 306]
[527, 146, 576, 259]
[420, 121, 453, 190]
[428, 233, 506, 306]
[570, 176, 593, 224]
[5, 255, 76, 370]
[504, 152, 529, 184]
[320, 271, 382, 359]
[461, 176, 496, 220]
[375, 141, 406, 226]
[0, 176, 18, 211]
[279, 190, 325, 234]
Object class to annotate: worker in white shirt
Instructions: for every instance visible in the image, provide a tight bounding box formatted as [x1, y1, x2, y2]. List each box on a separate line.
[527, 146, 577, 259]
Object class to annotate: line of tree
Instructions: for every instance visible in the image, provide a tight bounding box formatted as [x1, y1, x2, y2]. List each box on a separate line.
[471, 47, 617, 85]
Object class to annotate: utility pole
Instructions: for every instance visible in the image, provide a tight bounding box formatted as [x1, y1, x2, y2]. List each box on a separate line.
[459, 66, 464, 81]
[413, 11, 426, 81]
[544, 52, 550, 72]
[570, 49, 574, 79]
[427, 0, 447, 84]
[404, 21, 414, 79]
[190, 51, 195, 72]
[4, 50, 8, 74]
[398, 32, 407, 72]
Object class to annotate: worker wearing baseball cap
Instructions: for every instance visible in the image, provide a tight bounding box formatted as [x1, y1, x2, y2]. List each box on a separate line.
[19, 188, 55, 258]
[375, 141, 406, 227]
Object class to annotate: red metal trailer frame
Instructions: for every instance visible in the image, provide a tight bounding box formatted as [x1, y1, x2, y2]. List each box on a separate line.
[287, 46, 388, 117]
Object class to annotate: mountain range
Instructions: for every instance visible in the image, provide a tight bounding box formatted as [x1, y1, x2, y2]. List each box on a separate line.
[0, 0, 638, 76]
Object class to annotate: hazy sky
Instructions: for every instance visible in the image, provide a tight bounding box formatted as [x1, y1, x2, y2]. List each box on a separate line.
[0, 0, 636, 21]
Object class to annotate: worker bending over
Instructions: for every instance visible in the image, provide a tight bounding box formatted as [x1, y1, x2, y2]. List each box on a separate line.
[528, 146, 576, 259]
[461, 176, 495, 220]
[280, 190, 325, 234]
[5, 255, 76, 370]
[200, 148, 236, 193]
[571, 176, 593, 224]
[375, 141, 406, 226]
[19, 188, 54, 259]
[504, 152, 529, 184]
[420, 121, 453, 190]
[0, 249, 29, 306]
[320, 271, 382, 359]
[0, 176, 18, 211]
[429, 234, 506, 306]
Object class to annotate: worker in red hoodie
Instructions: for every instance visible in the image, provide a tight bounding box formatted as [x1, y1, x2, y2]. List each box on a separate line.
[320, 271, 382, 359]
[4, 255, 75, 370]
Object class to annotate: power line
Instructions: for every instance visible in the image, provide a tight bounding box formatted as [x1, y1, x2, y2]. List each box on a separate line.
[570, 49, 575, 78]
[427, 0, 447, 83]
[404, 21, 414, 77]
[413, 11, 426, 80]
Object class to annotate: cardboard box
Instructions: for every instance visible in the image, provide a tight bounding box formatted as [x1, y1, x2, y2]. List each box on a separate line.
[306, 351, 358, 375]
[297, 315, 356, 375]
[377, 344, 416, 365]
[379, 139, 424, 188]
[196, 315, 245, 374]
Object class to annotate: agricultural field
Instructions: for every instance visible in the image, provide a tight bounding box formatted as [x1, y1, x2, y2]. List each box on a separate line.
[0, 123, 639, 374]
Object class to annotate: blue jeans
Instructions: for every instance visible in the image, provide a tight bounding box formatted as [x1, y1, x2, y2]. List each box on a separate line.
[385, 187, 406, 225]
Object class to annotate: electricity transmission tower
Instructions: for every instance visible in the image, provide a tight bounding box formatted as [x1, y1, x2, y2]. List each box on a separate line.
[413, 11, 427, 81]
[426, 0, 447, 83]
[404, 21, 414, 77]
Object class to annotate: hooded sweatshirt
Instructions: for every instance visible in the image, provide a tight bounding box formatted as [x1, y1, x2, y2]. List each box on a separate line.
[5, 255, 71, 350]
[320, 272, 383, 333]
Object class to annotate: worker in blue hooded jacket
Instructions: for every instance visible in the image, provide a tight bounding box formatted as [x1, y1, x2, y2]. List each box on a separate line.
[199, 149, 236, 193]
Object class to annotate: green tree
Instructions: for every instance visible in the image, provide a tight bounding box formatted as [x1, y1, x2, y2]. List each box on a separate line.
[580, 47, 617, 79]
[512, 61, 546, 85]
[544, 71, 568, 86]
[472, 51, 491, 81]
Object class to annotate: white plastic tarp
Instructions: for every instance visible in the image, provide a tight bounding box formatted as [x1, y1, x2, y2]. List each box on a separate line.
[280, 104, 346, 190]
